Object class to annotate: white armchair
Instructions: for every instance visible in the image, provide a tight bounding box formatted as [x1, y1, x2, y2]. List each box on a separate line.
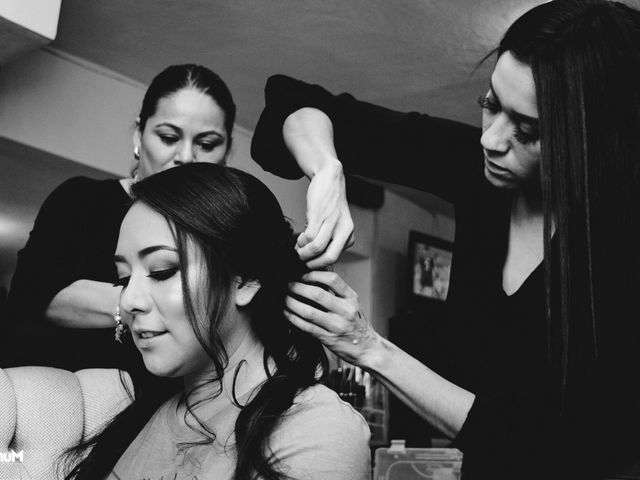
[0, 367, 132, 480]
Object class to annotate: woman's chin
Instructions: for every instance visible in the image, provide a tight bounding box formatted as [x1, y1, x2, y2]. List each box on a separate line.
[484, 166, 516, 189]
[142, 358, 181, 378]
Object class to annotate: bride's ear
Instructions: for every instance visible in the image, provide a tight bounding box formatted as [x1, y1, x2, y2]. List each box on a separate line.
[234, 277, 261, 307]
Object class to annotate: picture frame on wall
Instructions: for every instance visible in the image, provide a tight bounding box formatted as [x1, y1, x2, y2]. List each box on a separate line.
[407, 230, 453, 304]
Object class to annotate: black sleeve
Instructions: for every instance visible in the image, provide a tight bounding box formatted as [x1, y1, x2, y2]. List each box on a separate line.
[251, 74, 483, 204]
[5, 177, 96, 327]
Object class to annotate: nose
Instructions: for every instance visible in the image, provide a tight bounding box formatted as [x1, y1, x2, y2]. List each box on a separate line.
[174, 141, 195, 165]
[480, 112, 510, 155]
[119, 275, 152, 321]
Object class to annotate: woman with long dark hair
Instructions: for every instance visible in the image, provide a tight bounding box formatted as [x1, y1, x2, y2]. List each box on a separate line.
[2, 64, 236, 371]
[62, 163, 370, 480]
[251, 1, 640, 478]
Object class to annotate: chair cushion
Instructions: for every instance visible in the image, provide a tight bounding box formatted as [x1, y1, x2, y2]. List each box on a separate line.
[0, 366, 132, 480]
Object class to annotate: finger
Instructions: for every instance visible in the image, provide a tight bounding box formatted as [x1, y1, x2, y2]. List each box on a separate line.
[296, 230, 312, 250]
[289, 282, 344, 312]
[297, 209, 323, 250]
[299, 271, 353, 298]
[285, 310, 331, 341]
[296, 218, 335, 261]
[306, 224, 353, 268]
[344, 231, 355, 249]
[284, 295, 347, 333]
[289, 284, 361, 328]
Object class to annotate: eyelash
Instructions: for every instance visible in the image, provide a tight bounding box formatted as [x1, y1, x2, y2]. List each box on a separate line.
[477, 94, 500, 114]
[158, 134, 220, 152]
[114, 267, 179, 288]
[476, 95, 539, 145]
[159, 135, 178, 145]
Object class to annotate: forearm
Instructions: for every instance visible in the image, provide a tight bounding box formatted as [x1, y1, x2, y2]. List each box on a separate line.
[45, 279, 120, 328]
[282, 107, 342, 178]
[363, 334, 475, 439]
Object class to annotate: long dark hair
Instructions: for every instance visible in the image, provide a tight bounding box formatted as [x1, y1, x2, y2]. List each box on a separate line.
[138, 64, 236, 151]
[63, 164, 328, 480]
[498, 0, 640, 401]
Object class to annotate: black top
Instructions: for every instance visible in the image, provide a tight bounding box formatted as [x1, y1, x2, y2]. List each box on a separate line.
[2, 176, 140, 371]
[251, 75, 640, 479]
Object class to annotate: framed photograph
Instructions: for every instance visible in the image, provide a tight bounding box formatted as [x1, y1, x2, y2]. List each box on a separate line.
[407, 231, 453, 303]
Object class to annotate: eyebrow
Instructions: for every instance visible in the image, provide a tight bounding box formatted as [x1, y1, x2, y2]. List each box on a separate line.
[114, 245, 178, 264]
[489, 82, 539, 126]
[155, 122, 224, 139]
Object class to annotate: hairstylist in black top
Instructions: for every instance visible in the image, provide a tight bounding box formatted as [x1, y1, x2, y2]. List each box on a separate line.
[251, 1, 640, 478]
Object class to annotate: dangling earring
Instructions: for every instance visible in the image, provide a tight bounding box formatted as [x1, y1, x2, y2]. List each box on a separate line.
[113, 305, 128, 343]
[132, 147, 141, 183]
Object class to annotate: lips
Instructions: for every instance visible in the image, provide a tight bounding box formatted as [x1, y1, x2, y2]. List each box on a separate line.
[484, 156, 511, 176]
[139, 331, 165, 339]
[133, 329, 168, 348]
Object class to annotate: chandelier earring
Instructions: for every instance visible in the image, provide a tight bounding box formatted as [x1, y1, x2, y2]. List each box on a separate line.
[113, 305, 128, 343]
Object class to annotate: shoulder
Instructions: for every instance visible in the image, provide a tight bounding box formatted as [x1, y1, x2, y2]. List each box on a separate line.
[289, 383, 369, 428]
[43, 176, 119, 205]
[269, 384, 371, 480]
[33, 176, 125, 229]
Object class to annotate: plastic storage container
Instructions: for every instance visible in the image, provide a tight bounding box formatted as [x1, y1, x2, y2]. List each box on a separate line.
[374, 440, 463, 480]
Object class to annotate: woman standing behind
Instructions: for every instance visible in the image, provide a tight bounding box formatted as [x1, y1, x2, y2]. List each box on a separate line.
[251, 1, 640, 478]
[2, 64, 235, 371]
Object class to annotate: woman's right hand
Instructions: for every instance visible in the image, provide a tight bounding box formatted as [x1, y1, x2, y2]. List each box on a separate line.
[282, 108, 354, 268]
[296, 162, 355, 268]
[285, 271, 381, 367]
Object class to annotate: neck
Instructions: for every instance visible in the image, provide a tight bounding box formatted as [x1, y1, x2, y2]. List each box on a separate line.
[511, 187, 556, 240]
[119, 177, 136, 197]
[512, 189, 542, 222]
[180, 317, 266, 416]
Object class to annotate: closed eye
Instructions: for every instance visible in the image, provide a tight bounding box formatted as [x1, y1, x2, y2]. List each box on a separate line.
[159, 134, 179, 145]
[513, 127, 539, 145]
[148, 268, 179, 281]
[477, 94, 500, 114]
[197, 138, 224, 152]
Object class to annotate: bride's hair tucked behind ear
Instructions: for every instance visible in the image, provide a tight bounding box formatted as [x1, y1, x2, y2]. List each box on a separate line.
[64, 163, 328, 480]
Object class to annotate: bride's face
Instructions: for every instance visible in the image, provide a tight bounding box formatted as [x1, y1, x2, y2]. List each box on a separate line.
[114, 202, 212, 378]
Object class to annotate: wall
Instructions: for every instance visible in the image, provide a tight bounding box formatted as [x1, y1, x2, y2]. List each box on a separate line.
[0, 48, 308, 228]
[372, 190, 454, 337]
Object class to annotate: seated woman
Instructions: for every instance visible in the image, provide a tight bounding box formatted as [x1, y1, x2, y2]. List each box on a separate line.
[62, 163, 371, 480]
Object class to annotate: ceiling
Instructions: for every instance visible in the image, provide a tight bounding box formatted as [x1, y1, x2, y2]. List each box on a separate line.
[52, 0, 548, 130]
[1, 0, 593, 285]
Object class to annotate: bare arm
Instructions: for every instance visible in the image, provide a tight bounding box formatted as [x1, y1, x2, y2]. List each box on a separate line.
[282, 108, 354, 267]
[45, 279, 120, 328]
[286, 271, 474, 438]
[282, 107, 340, 177]
[364, 333, 474, 438]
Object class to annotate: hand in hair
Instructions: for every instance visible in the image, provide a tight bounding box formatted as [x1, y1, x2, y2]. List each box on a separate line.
[282, 107, 355, 268]
[285, 270, 378, 366]
[296, 166, 355, 268]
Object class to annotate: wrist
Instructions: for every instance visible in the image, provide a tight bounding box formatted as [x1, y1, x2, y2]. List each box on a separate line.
[308, 156, 342, 179]
[359, 332, 392, 374]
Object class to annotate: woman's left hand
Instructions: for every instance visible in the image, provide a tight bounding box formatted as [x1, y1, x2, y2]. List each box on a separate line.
[285, 271, 380, 367]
